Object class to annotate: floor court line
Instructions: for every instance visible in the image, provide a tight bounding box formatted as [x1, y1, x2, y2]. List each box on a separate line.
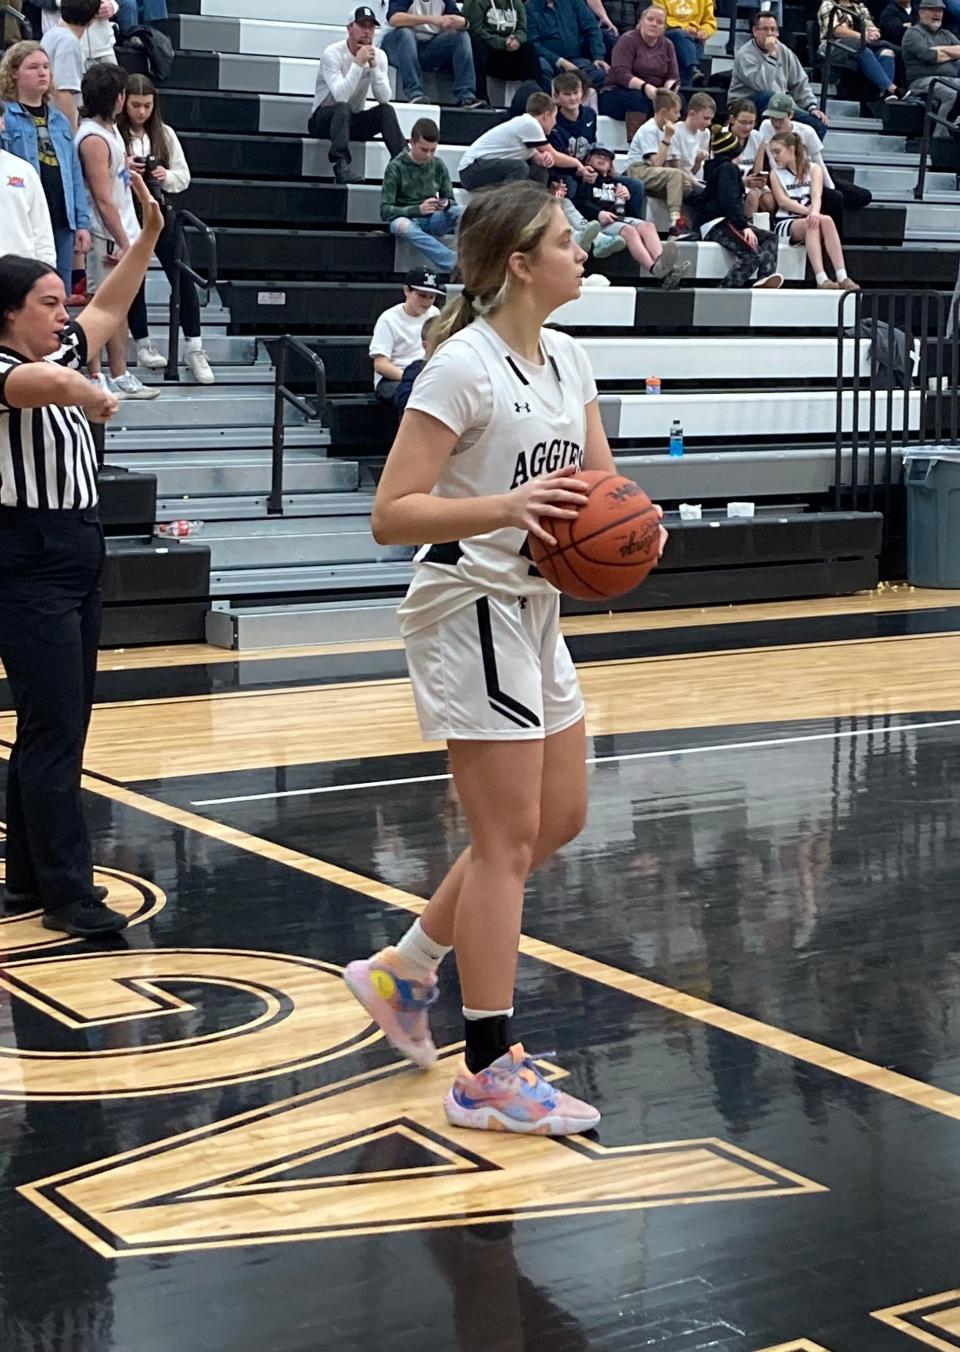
[21, 763, 960, 1130]
[189, 714, 960, 807]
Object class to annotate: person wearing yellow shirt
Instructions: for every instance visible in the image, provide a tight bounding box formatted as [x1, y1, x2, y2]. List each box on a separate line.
[660, 0, 716, 83]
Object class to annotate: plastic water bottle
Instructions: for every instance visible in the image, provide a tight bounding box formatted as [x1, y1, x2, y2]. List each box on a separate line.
[156, 521, 204, 538]
[668, 419, 684, 458]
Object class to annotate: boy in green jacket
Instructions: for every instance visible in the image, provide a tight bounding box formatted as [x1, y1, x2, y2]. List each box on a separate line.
[380, 118, 461, 274]
[462, 0, 543, 101]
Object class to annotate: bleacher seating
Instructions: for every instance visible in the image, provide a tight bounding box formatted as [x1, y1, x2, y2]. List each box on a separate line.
[71, 0, 958, 645]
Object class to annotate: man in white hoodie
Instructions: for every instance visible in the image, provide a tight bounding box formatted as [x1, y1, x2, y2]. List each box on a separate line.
[0, 101, 56, 267]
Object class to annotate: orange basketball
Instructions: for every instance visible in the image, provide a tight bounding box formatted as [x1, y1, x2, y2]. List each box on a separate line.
[528, 470, 660, 600]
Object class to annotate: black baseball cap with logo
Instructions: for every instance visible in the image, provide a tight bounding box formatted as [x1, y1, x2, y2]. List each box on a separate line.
[405, 267, 446, 297]
[347, 5, 379, 23]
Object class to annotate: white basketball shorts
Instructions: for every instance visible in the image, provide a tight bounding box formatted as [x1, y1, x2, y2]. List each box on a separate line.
[404, 591, 584, 742]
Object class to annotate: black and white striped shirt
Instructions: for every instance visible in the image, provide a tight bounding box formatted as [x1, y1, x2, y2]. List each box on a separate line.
[0, 322, 99, 510]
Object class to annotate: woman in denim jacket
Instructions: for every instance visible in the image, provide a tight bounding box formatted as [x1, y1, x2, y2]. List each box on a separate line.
[0, 41, 91, 291]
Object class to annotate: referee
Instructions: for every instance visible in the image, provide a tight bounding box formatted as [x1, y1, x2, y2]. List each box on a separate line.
[0, 171, 163, 938]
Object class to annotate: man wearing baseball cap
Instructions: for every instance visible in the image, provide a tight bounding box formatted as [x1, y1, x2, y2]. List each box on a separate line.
[902, 0, 960, 128]
[308, 6, 406, 185]
[369, 268, 445, 407]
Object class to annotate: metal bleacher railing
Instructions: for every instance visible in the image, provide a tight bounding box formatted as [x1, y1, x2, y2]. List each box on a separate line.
[269, 336, 327, 515]
[815, 5, 866, 116]
[165, 209, 218, 382]
[913, 78, 960, 202]
[834, 289, 960, 532]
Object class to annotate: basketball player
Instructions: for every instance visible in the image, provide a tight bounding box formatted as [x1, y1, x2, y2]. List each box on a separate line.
[345, 180, 666, 1136]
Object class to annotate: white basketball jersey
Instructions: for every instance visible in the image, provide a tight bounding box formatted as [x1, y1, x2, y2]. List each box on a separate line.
[397, 318, 597, 637]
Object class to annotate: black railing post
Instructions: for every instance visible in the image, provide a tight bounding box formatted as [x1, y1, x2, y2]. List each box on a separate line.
[163, 209, 218, 383]
[269, 336, 328, 517]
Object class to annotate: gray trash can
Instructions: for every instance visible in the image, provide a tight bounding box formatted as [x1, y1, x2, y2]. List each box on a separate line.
[904, 447, 960, 587]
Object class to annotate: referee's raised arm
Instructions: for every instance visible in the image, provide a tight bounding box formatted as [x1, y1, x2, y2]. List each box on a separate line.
[74, 170, 165, 357]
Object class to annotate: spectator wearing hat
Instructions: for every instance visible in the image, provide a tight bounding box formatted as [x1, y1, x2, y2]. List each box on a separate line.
[381, 117, 460, 273]
[458, 90, 557, 188]
[574, 144, 690, 284]
[382, 0, 487, 109]
[692, 123, 783, 287]
[525, 0, 610, 90]
[370, 267, 444, 407]
[729, 10, 829, 139]
[749, 90, 872, 231]
[600, 6, 679, 139]
[902, 0, 960, 128]
[308, 7, 406, 185]
[462, 0, 543, 103]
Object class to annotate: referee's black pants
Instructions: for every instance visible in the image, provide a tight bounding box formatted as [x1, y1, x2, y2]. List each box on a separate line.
[0, 508, 104, 912]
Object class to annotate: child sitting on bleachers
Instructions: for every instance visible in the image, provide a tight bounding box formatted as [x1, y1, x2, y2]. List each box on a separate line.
[664, 90, 715, 182]
[381, 117, 461, 276]
[624, 87, 700, 235]
[691, 123, 783, 288]
[369, 268, 444, 407]
[573, 145, 690, 286]
[549, 69, 647, 214]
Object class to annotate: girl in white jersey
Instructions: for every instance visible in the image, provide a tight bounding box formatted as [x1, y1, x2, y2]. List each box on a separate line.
[344, 181, 665, 1136]
[767, 132, 859, 292]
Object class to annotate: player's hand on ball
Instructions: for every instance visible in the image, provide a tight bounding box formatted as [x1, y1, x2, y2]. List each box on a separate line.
[504, 465, 589, 547]
[653, 501, 668, 557]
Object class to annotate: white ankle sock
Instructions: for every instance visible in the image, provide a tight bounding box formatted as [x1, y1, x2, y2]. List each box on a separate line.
[462, 1006, 514, 1019]
[835, 269, 848, 282]
[137, 338, 152, 351]
[394, 918, 452, 980]
[815, 270, 828, 284]
[184, 337, 202, 353]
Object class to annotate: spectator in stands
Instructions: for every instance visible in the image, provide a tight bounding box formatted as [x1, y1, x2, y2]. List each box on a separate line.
[395, 314, 437, 411]
[549, 174, 620, 254]
[902, 0, 960, 127]
[370, 267, 443, 407]
[526, 0, 611, 90]
[0, 103, 56, 267]
[308, 6, 406, 186]
[725, 95, 766, 213]
[728, 10, 830, 139]
[381, 118, 460, 274]
[118, 75, 214, 384]
[624, 87, 698, 233]
[661, 0, 718, 86]
[549, 69, 647, 210]
[726, 95, 758, 144]
[768, 130, 860, 288]
[76, 62, 158, 399]
[601, 8, 680, 137]
[749, 91, 872, 231]
[0, 41, 91, 292]
[879, 0, 917, 45]
[462, 0, 543, 102]
[667, 89, 715, 179]
[382, 0, 487, 109]
[818, 0, 900, 100]
[605, 0, 643, 31]
[40, 0, 100, 134]
[42, 0, 119, 72]
[691, 122, 783, 286]
[459, 89, 557, 188]
[574, 144, 690, 283]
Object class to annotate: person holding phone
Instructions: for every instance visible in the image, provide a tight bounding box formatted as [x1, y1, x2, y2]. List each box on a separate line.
[381, 117, 462, 274]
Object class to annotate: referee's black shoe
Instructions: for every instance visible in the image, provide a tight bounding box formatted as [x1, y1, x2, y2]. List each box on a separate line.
[4, 884, 108, 911]
[42, 898, 129, 938]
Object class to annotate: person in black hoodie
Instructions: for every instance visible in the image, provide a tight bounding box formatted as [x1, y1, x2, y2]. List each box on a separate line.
[693, 123, 783, 288]
[462, 0, 544, 101]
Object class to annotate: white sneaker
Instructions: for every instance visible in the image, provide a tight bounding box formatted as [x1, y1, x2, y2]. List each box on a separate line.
[88, 373, 110, 393]
[137, 341, 167, 370]
[185, 349, 215, 384]
[581, 274, 611, 288]
[111, 372, 160, 400]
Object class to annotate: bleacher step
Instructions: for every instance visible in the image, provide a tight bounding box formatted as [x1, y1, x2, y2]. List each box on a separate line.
[156, 491, 373, 520]
[205, 595, 403, 650]
[106, 424, 327, 452]
[105, 449, 355, 496]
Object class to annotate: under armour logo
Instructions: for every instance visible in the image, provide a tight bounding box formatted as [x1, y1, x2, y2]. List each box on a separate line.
[515, 401, 531, 413]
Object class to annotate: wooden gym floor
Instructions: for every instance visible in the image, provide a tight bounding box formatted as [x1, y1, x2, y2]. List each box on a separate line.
[3, 587, 960, 1351]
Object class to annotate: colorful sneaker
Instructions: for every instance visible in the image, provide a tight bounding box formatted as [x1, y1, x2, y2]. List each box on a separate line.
[444, 1044, 601, 1136]
[574, 220, 602, 252]
[592, 231, 627, 259]
[343, 946, 439, 1067]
